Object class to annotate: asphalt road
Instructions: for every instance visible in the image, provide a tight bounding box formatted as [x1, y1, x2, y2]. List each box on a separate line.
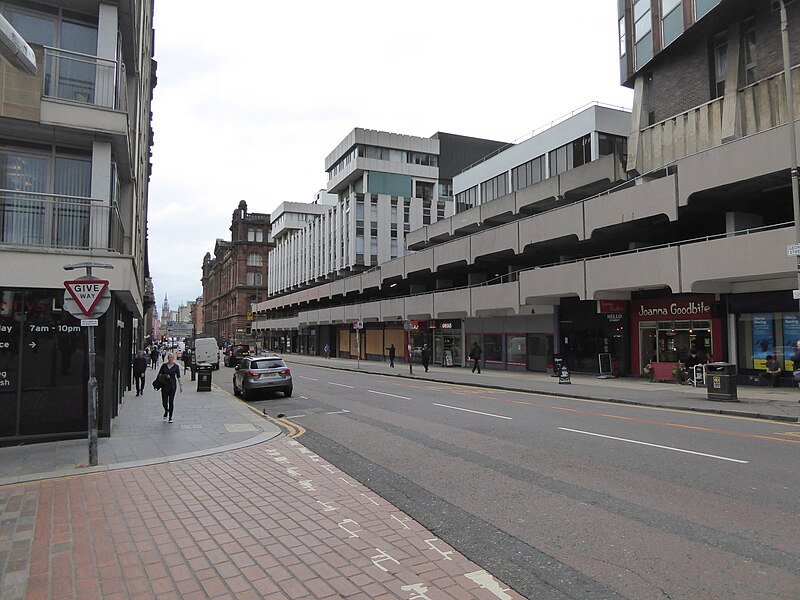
[217, 362, 800, 599]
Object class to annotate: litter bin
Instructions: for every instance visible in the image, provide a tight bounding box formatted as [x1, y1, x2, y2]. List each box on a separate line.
[705, 362, 737, 400]
[196, 362, 212, 392]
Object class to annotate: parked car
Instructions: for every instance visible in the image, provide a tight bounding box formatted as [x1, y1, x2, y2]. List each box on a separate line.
[194, 337, 220, 370]
[232, 355, 293, 400]
[224, 344, 251, 367]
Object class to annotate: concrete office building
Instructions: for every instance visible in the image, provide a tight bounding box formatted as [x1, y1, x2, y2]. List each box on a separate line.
[0, 0, 156, 443]
[255, 0, 800, 381]
[252, 105, 630, 368]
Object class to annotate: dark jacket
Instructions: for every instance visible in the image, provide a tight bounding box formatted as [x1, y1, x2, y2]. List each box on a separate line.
[133, 356, 148, 375]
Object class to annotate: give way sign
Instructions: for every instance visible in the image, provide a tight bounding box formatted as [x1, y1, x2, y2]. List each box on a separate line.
[64, 276, 111, 318]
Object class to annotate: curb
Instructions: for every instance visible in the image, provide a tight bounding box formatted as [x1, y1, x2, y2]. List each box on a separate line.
[286, 359, 800, 424]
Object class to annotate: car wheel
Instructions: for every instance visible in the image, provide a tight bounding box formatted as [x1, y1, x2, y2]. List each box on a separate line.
[284, 387, 293, 397]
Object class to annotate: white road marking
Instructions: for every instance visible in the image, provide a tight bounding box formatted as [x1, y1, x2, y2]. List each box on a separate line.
[368, 390, 411, 400]
[328, 382, 354, 388]
[299, 395, 309, 400]
[298, 375, 317, 381]
[287, 414, 306, 419]
[326, 409, 350, 415]
[558, 427, 749, 464]
[432, 403, 512, 420]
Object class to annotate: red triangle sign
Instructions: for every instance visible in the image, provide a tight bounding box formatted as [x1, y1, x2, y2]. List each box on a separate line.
[64, 279, 110, 317]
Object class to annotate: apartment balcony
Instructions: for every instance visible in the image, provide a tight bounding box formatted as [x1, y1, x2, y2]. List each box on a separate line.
[584, 174, 677, 237]
[0, 189, 123, 253]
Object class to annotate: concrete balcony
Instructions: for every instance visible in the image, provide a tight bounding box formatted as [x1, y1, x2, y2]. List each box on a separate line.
[344, 304, 360, 322]
[405, 246, 434, 276]
[471, 222, 519, 260]
[585, 174, 677, 238]
[471, 281, 520, 316]
[452, 205, 482, 235]
[380, 256, 405, 283]
[479, 192, 516, 225]
[344, 276, 361, 295]
[681, 227, 795, 294]
[586, 246, 681, 298]
[519, 262, 585, 303]
[518, 203, 583, 250]
[433, 237, 470, 271]
[362, 300, 382, 321]
[515, 177, 560, 214]
[559, 153, 625, 201]
[330, 279, 345, 298]
[405, 294, 433, 320]
[362, 269, 382, 291]
[380, 297, 405, 321]
[433, 289, 470, 319]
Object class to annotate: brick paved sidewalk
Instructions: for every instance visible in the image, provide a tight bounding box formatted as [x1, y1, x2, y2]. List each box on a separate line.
[0, 435, 524, 600]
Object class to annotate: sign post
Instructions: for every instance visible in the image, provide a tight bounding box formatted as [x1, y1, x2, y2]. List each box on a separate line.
[63, 262, 113, 467]
[353, 319, 363, 369]
[403, 320, 413, 374]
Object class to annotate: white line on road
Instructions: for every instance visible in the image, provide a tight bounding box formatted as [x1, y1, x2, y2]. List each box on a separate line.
[326, 410, 350, 415]
[558, 427, 749, 464]
[328, 382, 354, 388]
[300, 395, 309, 399]
[298, 376, 318, 381]
[288, 414, 306, 419]
[368, 390, 411, 400]
[432, 403, 512, 420]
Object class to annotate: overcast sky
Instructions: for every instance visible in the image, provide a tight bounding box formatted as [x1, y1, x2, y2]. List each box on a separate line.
[147, 0, 633, 311]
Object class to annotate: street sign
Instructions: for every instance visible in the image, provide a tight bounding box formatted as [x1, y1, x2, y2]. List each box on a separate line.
[81, 319, 99, 327]
[793, 290, 800, 300]
[64, 277, 110, 318]
[353, 319, 363, 330]
[787, 243, 800, 257]
[403, 320, 413, 331]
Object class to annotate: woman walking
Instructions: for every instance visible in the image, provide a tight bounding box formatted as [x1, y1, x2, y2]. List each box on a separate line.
[158, 353, 183, 422]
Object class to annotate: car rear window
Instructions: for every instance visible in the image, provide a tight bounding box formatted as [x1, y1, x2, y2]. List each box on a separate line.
[251, 359, 286, 369]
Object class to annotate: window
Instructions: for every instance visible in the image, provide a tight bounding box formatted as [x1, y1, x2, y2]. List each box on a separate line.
[390, 239, 397, 258]
[695, 0, 720, 21]
[619, 15, 626, 58]
[246, 272, 262, 286]
[247, 228, 254, 242]
[370, 201, 377, 223]
[713, 32, 727, 98]
[661, 0, 683, 48]
[479, 173, 508, 204]
[633, 0, 653, 68]
[0, 147, 91, 248]
[415, 181, 434, 200]
[512, 156, 545, 191]
[256, 229, 263, 242]
[743, 18, 757, 85]
[247, 253, 263, 267]
[455, 185, 478, 212]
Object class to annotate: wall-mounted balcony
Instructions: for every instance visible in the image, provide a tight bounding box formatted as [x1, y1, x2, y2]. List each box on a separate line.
[43, 47, 127, 110]
[0, 189, 123, 253]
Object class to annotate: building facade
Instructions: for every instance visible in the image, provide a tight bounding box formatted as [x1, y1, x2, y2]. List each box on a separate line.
[0, 0, 156, 443]
[255, 0, 800, 382]
[201, 201, 273, 347]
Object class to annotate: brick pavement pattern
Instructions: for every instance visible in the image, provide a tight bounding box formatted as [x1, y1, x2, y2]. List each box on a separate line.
[0, 436, 524, 600]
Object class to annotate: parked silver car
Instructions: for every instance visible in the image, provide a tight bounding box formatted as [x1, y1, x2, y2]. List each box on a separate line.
[232, 355, 293, 399]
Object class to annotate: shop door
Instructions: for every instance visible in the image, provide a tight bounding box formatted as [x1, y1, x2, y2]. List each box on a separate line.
[526, 334, 553, 372]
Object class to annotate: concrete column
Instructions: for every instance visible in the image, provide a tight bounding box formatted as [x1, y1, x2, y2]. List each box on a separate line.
[96, 4, 119, 108]
[721, 24, 741, 143]
[627, 75, 645, 173]
[90, 141, 112, 249]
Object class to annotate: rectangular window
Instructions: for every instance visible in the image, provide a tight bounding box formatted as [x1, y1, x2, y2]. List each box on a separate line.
[256, 229, 263, 242]
[695, 0, 720, 21]
[661, 0, 683, 48]
[743, 19, 757, 85]
[479, 173, 508, 205]
[390, 238, 397, 258]
[713, 32, 727, 98]
[619, 15, 626, 57]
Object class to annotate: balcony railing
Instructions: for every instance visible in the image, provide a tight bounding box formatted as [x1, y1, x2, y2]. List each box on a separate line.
[42, 47, 127, 111]
[0, 189, 123, 252]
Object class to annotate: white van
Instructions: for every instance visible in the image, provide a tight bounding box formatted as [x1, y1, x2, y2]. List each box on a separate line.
[193, 337, 219, 370]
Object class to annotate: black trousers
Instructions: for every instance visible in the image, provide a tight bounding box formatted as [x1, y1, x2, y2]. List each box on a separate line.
[134, 372, 145, 394]
[161, 387, 176, 418]
[472, 358, 481, 373]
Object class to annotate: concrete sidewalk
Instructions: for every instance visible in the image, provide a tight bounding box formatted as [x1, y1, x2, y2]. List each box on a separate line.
[0, 369, 281, 486]
[284, 354, 800, 423]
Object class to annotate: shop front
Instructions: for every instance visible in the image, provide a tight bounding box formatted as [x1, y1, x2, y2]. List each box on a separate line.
[465, 314, 555, 371]
[631, 294, 723, 378]
[559, 298, 628, 375]
[0, 287, 130, 444]
[729, 290, 798, 377]
[407, 320, 463, 366]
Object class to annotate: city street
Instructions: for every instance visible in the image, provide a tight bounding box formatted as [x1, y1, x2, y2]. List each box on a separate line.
[216, 359, 800, 599]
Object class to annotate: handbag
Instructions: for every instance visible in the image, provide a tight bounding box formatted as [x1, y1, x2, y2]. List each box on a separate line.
[792, 369, 800, 382]
[152, 378, 161, 390]
[158, 372, 172, 388]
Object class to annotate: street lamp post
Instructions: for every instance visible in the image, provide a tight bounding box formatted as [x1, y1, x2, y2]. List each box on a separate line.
[779, 0, 800, 312]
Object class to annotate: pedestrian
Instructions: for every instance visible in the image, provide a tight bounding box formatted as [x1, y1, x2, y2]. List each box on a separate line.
[183, 348, 192, 374]
[468, 341, 482, 373]
[132, 350, 148, 396]
[761, 354, 782, 388]
[323, 343, 330, 359]
[150, 347, 159, 369]
[158, 353, 183, 423]
[387, 343, 396, 367]
[161, 348, 167, 364]
[421, 344, 430, 372]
